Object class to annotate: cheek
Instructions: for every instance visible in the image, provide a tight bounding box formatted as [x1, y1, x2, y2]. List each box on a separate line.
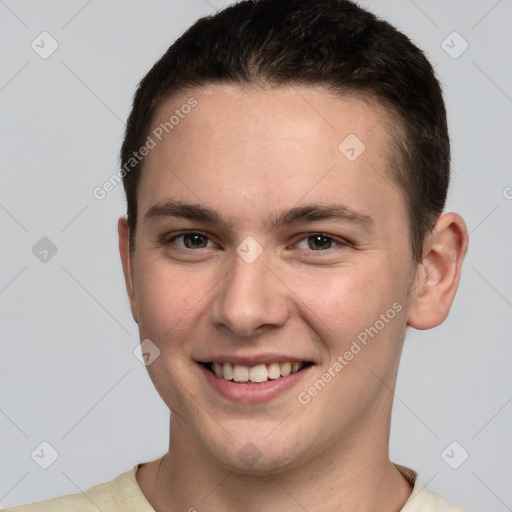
[133, 259, 205, 347]
[288, 257, 410, 372]
[133, 260, 207, 412]
[295, 265, 395, 331]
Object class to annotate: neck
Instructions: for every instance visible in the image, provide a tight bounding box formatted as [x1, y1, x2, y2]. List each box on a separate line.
[138, 414, 413, 512]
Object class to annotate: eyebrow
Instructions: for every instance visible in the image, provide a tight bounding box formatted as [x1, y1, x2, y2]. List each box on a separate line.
[143, 200, 375, 232]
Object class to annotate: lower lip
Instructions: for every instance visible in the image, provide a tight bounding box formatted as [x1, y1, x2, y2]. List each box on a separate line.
[198, 364, 312, 404]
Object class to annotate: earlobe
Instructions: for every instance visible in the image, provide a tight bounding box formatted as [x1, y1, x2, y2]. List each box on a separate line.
[407, 213, 468, 330]
[117, 216, 139, 324]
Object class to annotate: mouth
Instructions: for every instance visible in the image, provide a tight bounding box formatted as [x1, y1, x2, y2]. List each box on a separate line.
[200, 361, 313, 384]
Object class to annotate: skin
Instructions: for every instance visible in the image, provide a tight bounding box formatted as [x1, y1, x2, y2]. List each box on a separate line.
[118, 84, 468, 512]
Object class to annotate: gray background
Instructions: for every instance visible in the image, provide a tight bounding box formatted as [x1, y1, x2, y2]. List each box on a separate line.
[1, 0, 511, 510]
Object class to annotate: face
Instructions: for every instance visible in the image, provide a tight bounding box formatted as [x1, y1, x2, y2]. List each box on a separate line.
[121, 84, 419, 473]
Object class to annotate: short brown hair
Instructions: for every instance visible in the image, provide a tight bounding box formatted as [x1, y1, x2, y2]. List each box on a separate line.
[121, 0, 450, 262]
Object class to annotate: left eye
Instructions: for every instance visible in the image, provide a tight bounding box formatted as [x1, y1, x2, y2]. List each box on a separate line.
[296, 233, 343, 251]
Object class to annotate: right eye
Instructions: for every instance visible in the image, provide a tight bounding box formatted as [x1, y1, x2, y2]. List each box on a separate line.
[165, 232, 215, 250]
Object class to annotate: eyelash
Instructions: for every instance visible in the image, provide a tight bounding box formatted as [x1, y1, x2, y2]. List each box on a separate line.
[164, 231, 348, 252]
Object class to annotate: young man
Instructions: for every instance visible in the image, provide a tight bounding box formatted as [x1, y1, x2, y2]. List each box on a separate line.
[4, 0, 470, 510]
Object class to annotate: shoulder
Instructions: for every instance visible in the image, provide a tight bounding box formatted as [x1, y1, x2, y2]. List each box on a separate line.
[1, 481, 113, 512]
[408, 487, 470, 512]
[396, 464, 471, 512]
[1, 467, 137, 512]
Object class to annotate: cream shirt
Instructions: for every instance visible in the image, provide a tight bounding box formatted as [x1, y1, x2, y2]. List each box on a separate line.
[2, 463, 469, 511]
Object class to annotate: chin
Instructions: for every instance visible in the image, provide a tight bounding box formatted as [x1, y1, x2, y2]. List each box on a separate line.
[200, 424, 313, 476]
[217, 445, 306, 476]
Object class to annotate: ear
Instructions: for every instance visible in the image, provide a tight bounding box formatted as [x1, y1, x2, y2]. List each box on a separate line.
[118, 216, 139, 324]
[407, 213, 468, 330]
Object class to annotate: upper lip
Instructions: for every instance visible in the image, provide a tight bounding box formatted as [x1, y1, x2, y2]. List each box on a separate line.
[196, 353, 315, 366]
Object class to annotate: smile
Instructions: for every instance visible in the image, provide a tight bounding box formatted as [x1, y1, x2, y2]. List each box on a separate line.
[203, 361, 311, 383]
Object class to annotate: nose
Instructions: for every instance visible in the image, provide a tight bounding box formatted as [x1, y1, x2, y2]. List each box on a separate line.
[209, 248, 290, 338]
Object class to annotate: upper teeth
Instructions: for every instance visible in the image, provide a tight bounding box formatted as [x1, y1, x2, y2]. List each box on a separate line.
[212, 362, 305, 383]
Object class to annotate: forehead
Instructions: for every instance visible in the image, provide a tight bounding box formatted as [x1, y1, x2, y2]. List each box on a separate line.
[138, 83, 406, 231]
